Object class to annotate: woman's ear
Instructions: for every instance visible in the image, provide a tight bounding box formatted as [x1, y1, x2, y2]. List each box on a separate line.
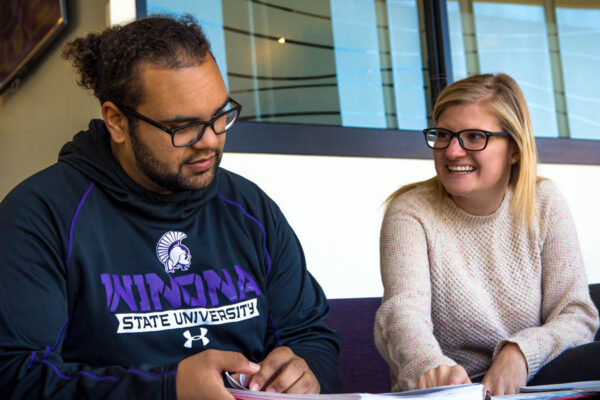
[102, 102, 128, 144]
[510, 141, 520, 165]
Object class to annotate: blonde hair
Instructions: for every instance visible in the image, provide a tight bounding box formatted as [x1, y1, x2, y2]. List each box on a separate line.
[387, 73, 539, 227]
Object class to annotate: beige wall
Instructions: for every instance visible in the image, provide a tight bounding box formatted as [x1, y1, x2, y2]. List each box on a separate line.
[222, 154, 600, 298]
[0, 1, 108, 199]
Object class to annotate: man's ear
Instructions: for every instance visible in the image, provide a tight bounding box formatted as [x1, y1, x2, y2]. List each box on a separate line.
[102, 102, 128, 144]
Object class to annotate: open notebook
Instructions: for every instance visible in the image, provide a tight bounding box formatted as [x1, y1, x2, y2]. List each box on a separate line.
[227, 383, 485, 400]
[488, 380, 600, 399]
[519, 381, 600, 393]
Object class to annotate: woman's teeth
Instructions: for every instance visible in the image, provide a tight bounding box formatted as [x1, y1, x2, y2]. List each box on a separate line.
[448, 165, 475, 174]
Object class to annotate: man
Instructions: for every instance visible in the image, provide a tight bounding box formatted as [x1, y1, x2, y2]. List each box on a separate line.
[0, 15, 339, 399]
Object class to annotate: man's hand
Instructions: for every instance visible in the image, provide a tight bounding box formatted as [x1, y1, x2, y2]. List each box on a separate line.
[176, 349, 260, 400]
[417, 364, 471, 389]
[482, 343, 528, 396]
[246, 346, 320, 394]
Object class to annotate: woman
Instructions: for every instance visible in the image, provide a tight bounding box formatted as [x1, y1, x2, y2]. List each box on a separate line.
[374, 73, 599, 396]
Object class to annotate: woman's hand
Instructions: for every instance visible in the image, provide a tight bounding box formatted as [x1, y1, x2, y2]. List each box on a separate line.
[417, 365, 471, 389]
[482, 343, 528, 396]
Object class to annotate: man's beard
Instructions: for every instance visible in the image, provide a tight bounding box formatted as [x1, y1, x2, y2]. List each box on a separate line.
[129, 125, 222, 192]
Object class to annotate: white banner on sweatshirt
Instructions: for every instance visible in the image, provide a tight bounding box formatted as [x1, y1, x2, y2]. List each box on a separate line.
[115, 298, 258, 333]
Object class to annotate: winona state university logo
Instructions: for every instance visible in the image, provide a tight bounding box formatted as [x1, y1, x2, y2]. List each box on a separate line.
[103, 231, 262, 342]
[156, 231, 192, 273]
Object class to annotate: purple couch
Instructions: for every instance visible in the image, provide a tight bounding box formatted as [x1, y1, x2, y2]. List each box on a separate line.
[325, 285, 600, 394]
[325, 297, 390, 394]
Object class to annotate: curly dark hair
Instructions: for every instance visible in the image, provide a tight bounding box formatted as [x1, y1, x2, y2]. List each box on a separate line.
[62, 15, 212, 108]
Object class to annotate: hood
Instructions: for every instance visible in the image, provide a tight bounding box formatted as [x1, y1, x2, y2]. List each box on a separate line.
[58, 119, 219, 222]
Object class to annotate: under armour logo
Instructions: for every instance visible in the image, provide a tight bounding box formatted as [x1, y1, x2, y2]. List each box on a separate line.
[183, 328, 209, 348]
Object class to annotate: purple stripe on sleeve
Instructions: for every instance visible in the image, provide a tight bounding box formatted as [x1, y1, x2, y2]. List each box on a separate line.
[217, 190, 273, 275]
[42, 184, 94, 376]
[66, 182, 95, 266]
[125, 368, 178, 378]
[268, 315, 282, 347]
[78, 370, 120, 382]
[40, 359, 178, 382]
[28, 352, 36, 369]
[42, 359, 73, 380]
[51, 316, 69, 352]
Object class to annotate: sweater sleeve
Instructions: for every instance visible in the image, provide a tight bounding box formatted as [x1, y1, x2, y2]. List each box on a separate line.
[374, 197, 456, 391]
[263, 213, 340, 394]
[0, 185, 177, 400]
[495, 183, 599, 380]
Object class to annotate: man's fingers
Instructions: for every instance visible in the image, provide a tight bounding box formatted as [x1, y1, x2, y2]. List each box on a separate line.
[230, 372, 256, 389]
[246, 346, 319, 394]
[265, 358, 312, 393]
[177, 350, 253, 400]
[279, 369, 320, 394]
[219, 351, 260, 375]
[248, 347, 291, 390]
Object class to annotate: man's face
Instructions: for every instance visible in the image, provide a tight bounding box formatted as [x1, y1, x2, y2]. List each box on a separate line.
[121, 59, 229, 193]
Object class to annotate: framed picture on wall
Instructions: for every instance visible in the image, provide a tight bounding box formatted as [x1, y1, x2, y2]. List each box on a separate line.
[0, 0, 68, 93]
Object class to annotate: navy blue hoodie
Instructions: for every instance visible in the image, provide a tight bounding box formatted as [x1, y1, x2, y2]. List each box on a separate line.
[0, 120, 339, 399]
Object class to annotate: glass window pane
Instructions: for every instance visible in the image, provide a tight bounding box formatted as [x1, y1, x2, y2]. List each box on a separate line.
[147, 0, 428, 130]
[447, 1, 558, 137]
[474, 2, 557, 137]
[331, 0, 387, 128]
[447, 1, 467, 80]
[557, 6, 600, 140]
[148, 0, 229, 89]
[386, 0, 427, 130]
[447, 0, 600, 140]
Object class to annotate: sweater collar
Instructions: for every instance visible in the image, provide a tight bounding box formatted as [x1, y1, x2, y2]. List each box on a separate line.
[443, 186, 513, 225]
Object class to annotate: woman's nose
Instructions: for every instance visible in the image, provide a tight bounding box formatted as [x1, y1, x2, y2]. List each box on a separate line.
[444, 136, 467, 159]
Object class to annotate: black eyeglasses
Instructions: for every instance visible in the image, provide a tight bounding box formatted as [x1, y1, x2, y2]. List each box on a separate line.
[423, 128, 510, 151]
[116, 97, 242, 147]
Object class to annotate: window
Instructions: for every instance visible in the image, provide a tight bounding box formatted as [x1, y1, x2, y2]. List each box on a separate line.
[146, 0, 429, 130]
[139, 0, 600, 163]
[447, 0, 600, 140]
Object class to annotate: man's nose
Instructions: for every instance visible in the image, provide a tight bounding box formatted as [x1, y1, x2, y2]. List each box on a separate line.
[191, 125, 220, 149]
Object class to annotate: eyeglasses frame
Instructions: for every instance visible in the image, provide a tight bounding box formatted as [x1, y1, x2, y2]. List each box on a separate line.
[116, 97, 242, 148]
[422, 127, 511, 152]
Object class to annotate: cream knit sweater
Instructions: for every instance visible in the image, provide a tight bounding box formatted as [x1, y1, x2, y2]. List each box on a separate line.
[374, 180, 599, 391]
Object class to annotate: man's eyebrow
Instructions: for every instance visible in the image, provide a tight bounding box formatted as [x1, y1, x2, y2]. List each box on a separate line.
[160, 98, 231, 124]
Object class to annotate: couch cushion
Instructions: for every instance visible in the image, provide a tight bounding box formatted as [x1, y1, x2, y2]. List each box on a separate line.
[325, 297, 390, 393]
[590, 284, 600, 341]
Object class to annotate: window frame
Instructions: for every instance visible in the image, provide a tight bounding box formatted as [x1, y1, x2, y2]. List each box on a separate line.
[138, 0, 600, 165]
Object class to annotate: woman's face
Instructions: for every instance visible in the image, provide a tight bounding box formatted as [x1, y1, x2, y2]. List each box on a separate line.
[433, 102, 519, 215]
